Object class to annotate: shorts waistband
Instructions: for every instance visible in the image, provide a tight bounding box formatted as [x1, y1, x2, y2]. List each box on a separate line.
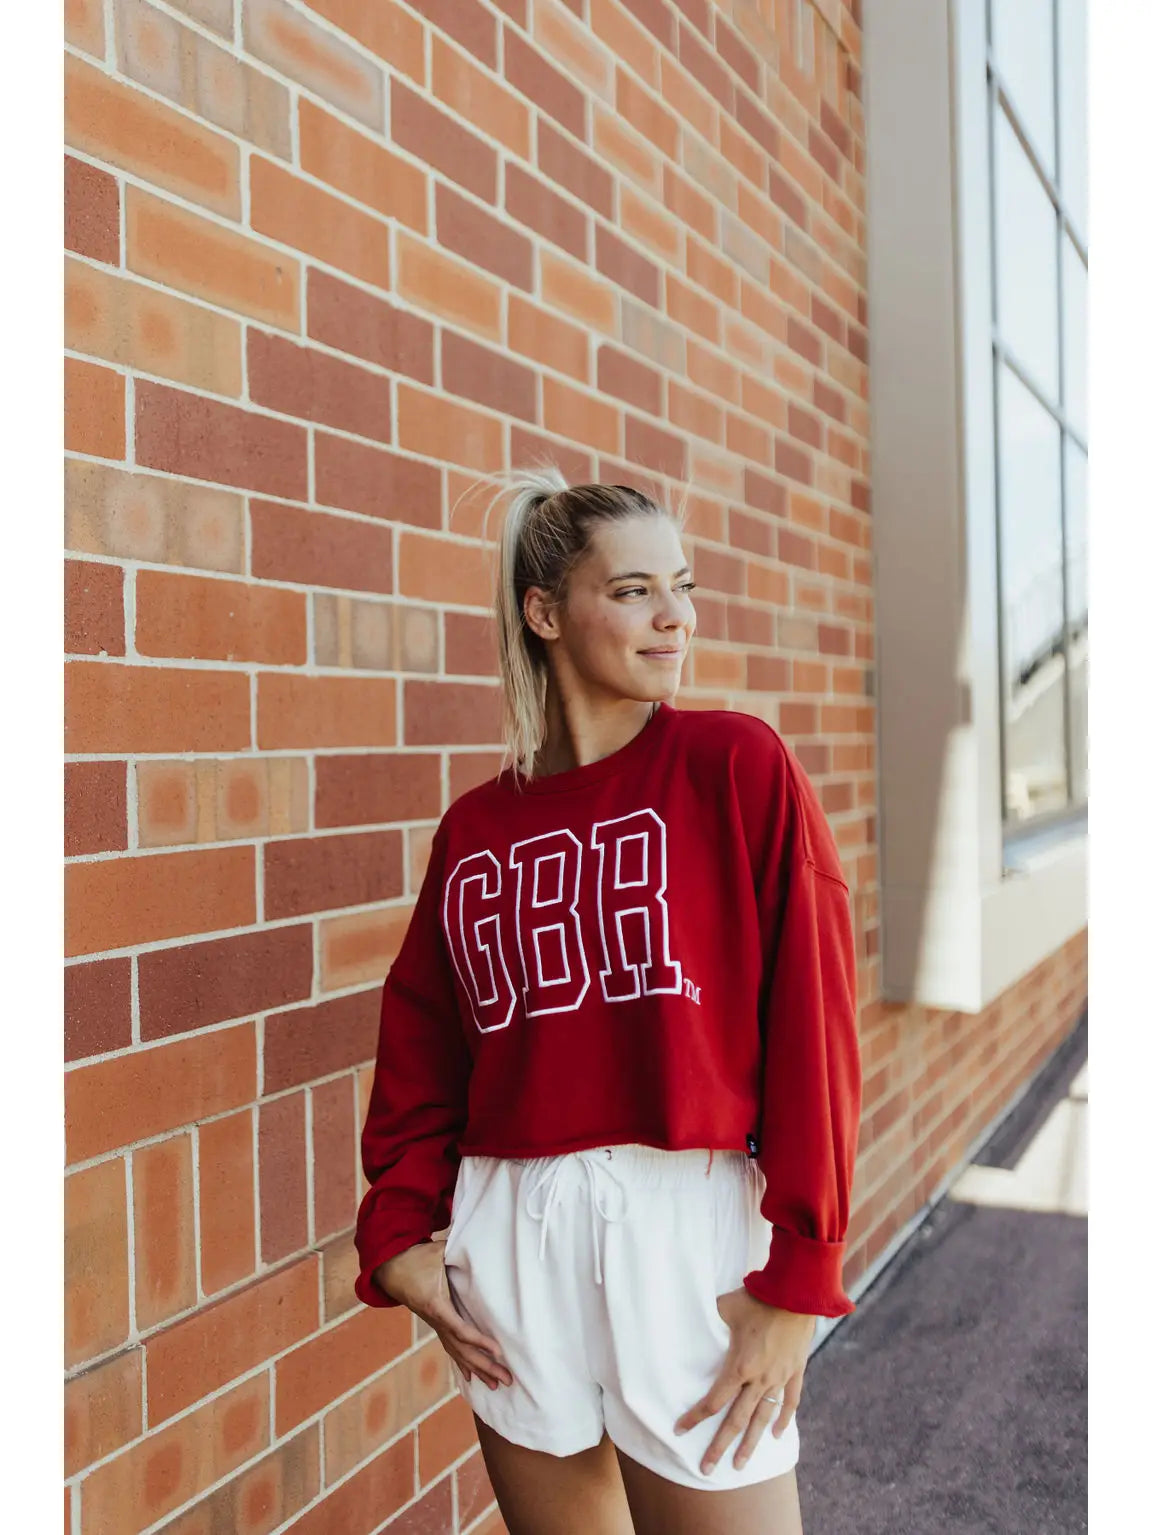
[474, 1143, 754, 1190]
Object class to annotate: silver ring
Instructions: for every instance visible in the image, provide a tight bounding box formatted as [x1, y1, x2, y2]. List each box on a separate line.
[764, 1395, 782, 1405]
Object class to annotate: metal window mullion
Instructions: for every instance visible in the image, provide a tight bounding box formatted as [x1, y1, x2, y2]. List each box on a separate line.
[986, 57, 1011, 831]
[1051, 0, 1075, 809]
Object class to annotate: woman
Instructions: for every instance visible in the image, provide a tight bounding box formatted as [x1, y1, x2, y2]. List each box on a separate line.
[354, 469, 861, 1535]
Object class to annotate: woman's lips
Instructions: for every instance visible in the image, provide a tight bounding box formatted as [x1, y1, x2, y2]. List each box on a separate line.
[639, 648, 684, 659]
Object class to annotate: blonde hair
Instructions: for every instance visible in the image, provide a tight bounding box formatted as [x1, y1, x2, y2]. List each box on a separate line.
[472, 467, 682, 781]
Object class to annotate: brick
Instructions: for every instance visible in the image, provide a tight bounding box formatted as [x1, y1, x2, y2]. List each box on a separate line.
[136, 380, 308, 499]
[68, 1025, 251, 1154]
[259, 674, 397, 750]
[116, 0, 291, 158]
[325, 1338, 453, 1482]
[312, 593, 420, 672]
[66, 846, 255, 958]
[417, 1393, 478, 1484]
[596, 225, 660, 307]
[507, 295, 589, 382]
[127, 187, 299, 329]
[264, 830, 404, 922]
[65, 357, 124, 460]
[66, 0, 106, 55]
[276, 1306, 411, 1436]
[537, 120, 614, 220]
[395, 240, 504, 348]
[64, 559, 124, 658]
[320, 1230, 360, 1322]
[250, 157, 389, 291]
[730, 508, 777, 558]
[616, 71, 678, 159]
[402, 680, 500, 746]
[65, 661, 250, 754]
[408, 0, 496, 68]
[137, 757, 309, 848]
[152, 1429, 321, 1535]
[66, 256, 242, 396]
[308, 0, 425, 81]
[438, 183, 535, 287]
[392, 80, 497, 201]
[398, 531, 493, 608]
[541, 253, 618, 337]
[692, 544, 745, 597]
[65, 461, 244, 573]
[319, 904, 414, 991]
[145, 1257, 318, 1425]
[432, 37, 529, 157]
[442, 331, 537, 423]
[198, 1109, 256, 1295]
[626, 415, 687, 480]
[264, 990, 380, 1095]
[279, 1435, 412, 1535]
[137, 926, 313, 1042]
[65, 54, 239, 217]
[312, 1076, 358, 1240]
[259, 1092, 308, 1263]
[677, 28, 733, 113]
[748, 655, 791, 692]
[662, 55, 719, 143]
[505, 30, 587, 139]
[397, 384, 504, 471]
[64, 955, 132, 1062]
[735, 92, 780, 159]
[64, 155, 119, 263]
[83, 1376, 270, 1532]
[248, 333, 386, 444]
[775, 437, 814, 485]
[314, 435, 441, 527]
[598, 345, 662, 415]
[314, 753, 441, 830]
[716, 14, 759, 90]
[745, 467, 786, 516]
[445, 611, 498, 678]
[686, 236, 738, 308]
[298, 98, 427, 231]
[307, 268, 435, 379]
[543, 376, 621, 454]
[250, 500, 394, 596]
[166, 0, 233, 36]
[243, 0, 383, 127]
[65, 1158, 129, 1367]
[504, 165, 586, 263]
[456, 1448, 499, 1531]
[64, 1347, 143, 1478]
[594, 109, 660, 196]
[668, 379, 723, 442]
[133, 1133, 197, 1330]
[136, 570, 307, 665]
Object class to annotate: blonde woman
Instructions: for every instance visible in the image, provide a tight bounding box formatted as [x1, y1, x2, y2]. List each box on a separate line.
[354, 469, 861, 1535]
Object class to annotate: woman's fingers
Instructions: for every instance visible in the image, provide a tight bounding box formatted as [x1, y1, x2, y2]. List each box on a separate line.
[772, 1369, 804, 1438]
[698, 1381, 764, 1475]
[733, 1389, 784, 1469]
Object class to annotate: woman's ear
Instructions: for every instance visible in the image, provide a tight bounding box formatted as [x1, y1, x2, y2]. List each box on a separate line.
[523, 586, 560, 644]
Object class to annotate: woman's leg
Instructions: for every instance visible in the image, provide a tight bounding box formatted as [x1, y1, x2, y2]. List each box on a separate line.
[473, 1415, 637, 1535]
[614, 1447, 803, 1535]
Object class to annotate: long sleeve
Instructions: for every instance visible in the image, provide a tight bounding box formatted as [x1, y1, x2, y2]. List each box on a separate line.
[735, 733, 862, 1318]
[354, 826, 472, 1309]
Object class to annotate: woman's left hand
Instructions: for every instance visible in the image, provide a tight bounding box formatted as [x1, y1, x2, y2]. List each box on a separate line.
[673, 1288, 816, 1475]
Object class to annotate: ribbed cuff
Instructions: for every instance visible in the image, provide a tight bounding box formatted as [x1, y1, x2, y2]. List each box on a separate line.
[743, 1227, 856, 1318]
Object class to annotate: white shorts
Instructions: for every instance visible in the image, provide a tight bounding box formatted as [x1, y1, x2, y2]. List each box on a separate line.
[443, 1142, 800, 1490]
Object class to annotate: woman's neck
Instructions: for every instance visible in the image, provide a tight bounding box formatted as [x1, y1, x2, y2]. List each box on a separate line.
[533, 689, 657, 778]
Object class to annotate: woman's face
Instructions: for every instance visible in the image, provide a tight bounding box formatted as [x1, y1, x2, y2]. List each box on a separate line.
[528, 514, 697, 705]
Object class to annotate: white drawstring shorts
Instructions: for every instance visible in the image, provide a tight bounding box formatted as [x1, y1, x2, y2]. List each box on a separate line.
[442, 1143, 801, 1490]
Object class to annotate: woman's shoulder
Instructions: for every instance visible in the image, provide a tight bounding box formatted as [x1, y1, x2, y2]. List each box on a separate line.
[670, 703, 792, 775]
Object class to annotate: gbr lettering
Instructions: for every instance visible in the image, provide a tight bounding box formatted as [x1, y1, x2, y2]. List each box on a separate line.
[443, 809, 684, 1032]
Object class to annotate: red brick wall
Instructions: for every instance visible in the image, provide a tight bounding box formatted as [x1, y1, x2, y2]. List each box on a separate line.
[63, 1, 1085, 1531]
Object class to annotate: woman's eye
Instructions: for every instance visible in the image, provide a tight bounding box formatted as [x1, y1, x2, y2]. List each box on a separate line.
[677, 581, 697, 593]
[614, 587, 645, 598]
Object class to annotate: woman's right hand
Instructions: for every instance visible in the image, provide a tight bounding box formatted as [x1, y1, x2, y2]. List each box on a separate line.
[375, 1239, 514, 1391]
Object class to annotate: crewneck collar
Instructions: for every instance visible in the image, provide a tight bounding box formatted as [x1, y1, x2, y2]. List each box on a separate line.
[499, 701, 676, 795]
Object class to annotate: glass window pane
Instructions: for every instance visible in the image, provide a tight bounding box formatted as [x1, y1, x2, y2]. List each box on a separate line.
[994, 107, 1060, 400]
[1058, 0, 1088, 235]
[1065, 438, 1088, 801]
[997, 365, 1069, 825]
[992, 0, 1057, 174]
[1061, 235, 1087, 438]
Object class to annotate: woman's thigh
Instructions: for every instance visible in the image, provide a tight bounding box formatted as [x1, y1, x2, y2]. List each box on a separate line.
[473, 1414, 636, 1535]
[614, 1446, 803, 1535]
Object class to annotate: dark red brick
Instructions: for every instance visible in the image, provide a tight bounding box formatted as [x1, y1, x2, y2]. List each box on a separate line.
[65, 154, 120, 263]
[508, 426, 593, 486]
[788, 402, 823, 450]
[596, 226, 660, 307]
[314, 752, 441, 830]
[264, 990, 381, 1095]
[812, 294, 846, 346]
[391, 81, 497, 202]
[777, 527, 818, 569]
[735, 94, 780, 158]
[748, 655, 791, 692]
[775, 438, 813, 485]
[537, 121, 613, 219]
[65, 560, 124, 656]
[692, 543, 744, 596]
[135, 383, 307, 500]
[769, 168, 807, 229]
[444, 611, 498, 677]
[716, 15, 759, 90]
[745, 468, 786, 517]
[65, 760, 128, 858]
[597, 346, 662, 415]
[678, 27, 733, 111]
[263, 830, 404, 921]
[504, 31, 586, 139]
[138, 925, 314, 1041]
[449, 752, 504, 803]
[311, 1077, 358, 1240]
[407, 0, 496, 68]
[437, 183, 534, 288]
[786, 315, 822, 367]
[260, 1093, 308, 1264]
[729, 509, 775, 558]
[65, 957, 132, 1061]
[247, 332, 391, 442]
[314, 436, 441, 526]
[727, 602, 775, 647]
[250, 501, 393, 595]
[625, 415, 687, 480]
[307, 269, 434, 381]
[441, 332, 537, 423]
[504, 164, 587, 261]
[402, 681, 501, 746]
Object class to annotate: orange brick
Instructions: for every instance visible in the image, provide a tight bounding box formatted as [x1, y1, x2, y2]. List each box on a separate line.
[65, 0, 105, 56]
[244, 0, 384, 127]
[138, 1431, 321, 1535]
[396, 236, 501, 341]
[398, 532, 493, 607]
[593, 106, 661, 194]
[540, 251, 617, 334]
[65, 460, 245, 573]
[65, 1159, 129, 1368]
[82, 1375, 269, 1535]
[319, 905, 413, 991]
[64, 357, 124, 460]
[64, 1347, 143, 1478]
[543, 377, 622, 454]
[666, 273, 720, 343]
[692, 645, 747, 690]
[65, 845, 256, 957]
[133, 1134, 197, 1330]
[284, 1435, 414, 1535]
[325, 1338, 453, 1482]
[126, 186, 300, 330]
[136, 756, 310, 848]
[275, 1306, 411, 1436]
[433, 36, 530, 157]
[135, 570, 306, 665]
[197, 1109, 257, 1296]
[65, 256, 242, 396]
[616, 69, 678, 157]
[397, 385, 504, 472]
[65, 52, 239, 218]
[65, 1022, 257, 1165]
[249, 156, 390, 291]
[589, 0, 659, 86]
[417, 1392, 479, 1485]
[507, 295, 590, 382]
[308, 0, 425, 82]
[620, 184, 683, 265]
[299, 98, 427, 231]
[257, 674, 397, 750]
[145, 1259, 318, 1425]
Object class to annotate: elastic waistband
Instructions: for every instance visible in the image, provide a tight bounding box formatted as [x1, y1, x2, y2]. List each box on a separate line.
[467, 1143, 754, 1191]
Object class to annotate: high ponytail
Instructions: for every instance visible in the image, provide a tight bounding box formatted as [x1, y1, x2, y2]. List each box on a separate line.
[473, 466, 677, 781]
